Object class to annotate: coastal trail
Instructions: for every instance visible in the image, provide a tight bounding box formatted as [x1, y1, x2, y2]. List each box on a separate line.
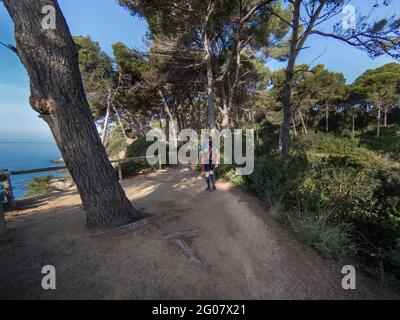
[0, 167, 395, 299]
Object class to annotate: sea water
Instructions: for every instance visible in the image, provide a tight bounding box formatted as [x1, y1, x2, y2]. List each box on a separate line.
[0, 141, 63, 199]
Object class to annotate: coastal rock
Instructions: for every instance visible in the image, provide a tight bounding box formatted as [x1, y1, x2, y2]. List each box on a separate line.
[51, 157, 64, 164]
[48, 178, 74, 191]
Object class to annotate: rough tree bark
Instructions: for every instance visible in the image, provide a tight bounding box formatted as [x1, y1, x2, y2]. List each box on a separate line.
[101, 91, 111, 145]
[158, 90, 174, 140]
[224, 38, 243, 129]
[217, 1, 271, 129]
[377, 101, 382, 139]
[112, 103, 128, 141]
[298, 110, 308, 135]
[281, 0, 325, 155]
[383, 106, 388, 127]
[292, 116, 298, 136]
[220, 83, 230, 129]
[281, 0, 301, 155]
[3, 0, 140, 229]
[203, 32, 216, 129]
[325, 103, 329, 133]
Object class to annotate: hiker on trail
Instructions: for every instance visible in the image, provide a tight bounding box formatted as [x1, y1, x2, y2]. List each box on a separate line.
[199, 138, 219, 192]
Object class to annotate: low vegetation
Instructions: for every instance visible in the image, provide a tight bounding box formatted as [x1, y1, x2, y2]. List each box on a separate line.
[106, 132, 156, 177]
[24, 175, 56, 199]
[221, 124, 400, 292]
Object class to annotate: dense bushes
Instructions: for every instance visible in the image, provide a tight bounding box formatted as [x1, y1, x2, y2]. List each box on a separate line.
[297, 156, 380, 219]
[246, 151, 308, 208]
[361, 124, 400, 161]
[125, 137, 154, 158]
[106, 126, 128, 157]
[221, 128, 400, 290]
[118, 137, 156, 177]
[288, 213, 356, 262]
[120, 159, 152, 177]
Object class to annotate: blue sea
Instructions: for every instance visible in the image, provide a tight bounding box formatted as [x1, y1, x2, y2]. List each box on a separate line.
[0, 141, 63, 199]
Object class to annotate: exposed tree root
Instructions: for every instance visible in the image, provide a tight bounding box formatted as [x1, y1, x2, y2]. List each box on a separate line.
[176, 239, 202, 264]
[162, 228, 204, 240]
[93, 207, 193, 237]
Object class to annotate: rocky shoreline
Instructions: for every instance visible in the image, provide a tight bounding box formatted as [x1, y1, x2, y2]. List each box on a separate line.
[48, 177, 75, 192]
[50, 157, 64, 164]
[23, 157, 74, 198]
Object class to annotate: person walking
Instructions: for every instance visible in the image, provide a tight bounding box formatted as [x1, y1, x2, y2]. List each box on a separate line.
[200, 138, 219, 192]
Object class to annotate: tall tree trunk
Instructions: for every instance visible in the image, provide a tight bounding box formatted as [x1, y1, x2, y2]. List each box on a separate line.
[325, 103, 329, 133]
[225, 39, 243, 127]
[352, 114, 355, 139]
[281, 0, 324, 155]
[281, 0, 301, 156]
[384, 106, 388, 127]
[292, 116, 298, 136]
[101, 94, 111, 145]
[112, 104, 128, 141]
[158, 90, 174, 140]
[203, 32, 216, 129]
[298, 110, 308, 134]
[158, 113, 164, 132]
[102, 73, 122, 145]
[176, 112, 182, 132]
[4, 0, 139, 229]
[377, 102, 382, 139]
[220, 84, 230, 129]
[158, 90, 173, 121]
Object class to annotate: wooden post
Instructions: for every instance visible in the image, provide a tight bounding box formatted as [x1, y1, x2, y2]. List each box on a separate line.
[3, 175, 16, 209]
[0, 171, 16, 210]
[117, 161, 123, 181]
[0, 193, 6, 238]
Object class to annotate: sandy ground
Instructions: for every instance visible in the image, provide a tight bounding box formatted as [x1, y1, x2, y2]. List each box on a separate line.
[0, 167, 397, 300]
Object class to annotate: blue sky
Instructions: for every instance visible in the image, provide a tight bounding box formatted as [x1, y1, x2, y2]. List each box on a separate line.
[0, 0, 148, 141]
[0, 0, 398, 141]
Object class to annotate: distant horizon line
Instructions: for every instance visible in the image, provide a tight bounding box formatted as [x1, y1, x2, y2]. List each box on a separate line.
[0, 141, 55, 144]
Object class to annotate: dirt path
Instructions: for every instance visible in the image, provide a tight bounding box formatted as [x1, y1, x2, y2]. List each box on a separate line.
[0, 168, 396, 299]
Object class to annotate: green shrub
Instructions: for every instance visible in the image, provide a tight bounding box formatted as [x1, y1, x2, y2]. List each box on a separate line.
[24, 175, 56, 198]
[378, 239, 400, 275]
[296, 154, 400, 284]
[106, 126, 127, 157]
[360, 124, 400, 161]
[222, 126, 400, 290]
[288, 212, 356, 262]
[119, 160, 152, 177]
[246, 150, 309, 209]
[296, 131, 360, 155]
[297, 155, 380, 220]
[296, 131, 387, 171]
[126, 137, 154, 158]
[220, 165, 247, 186]
[374, 168, 400, 223]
